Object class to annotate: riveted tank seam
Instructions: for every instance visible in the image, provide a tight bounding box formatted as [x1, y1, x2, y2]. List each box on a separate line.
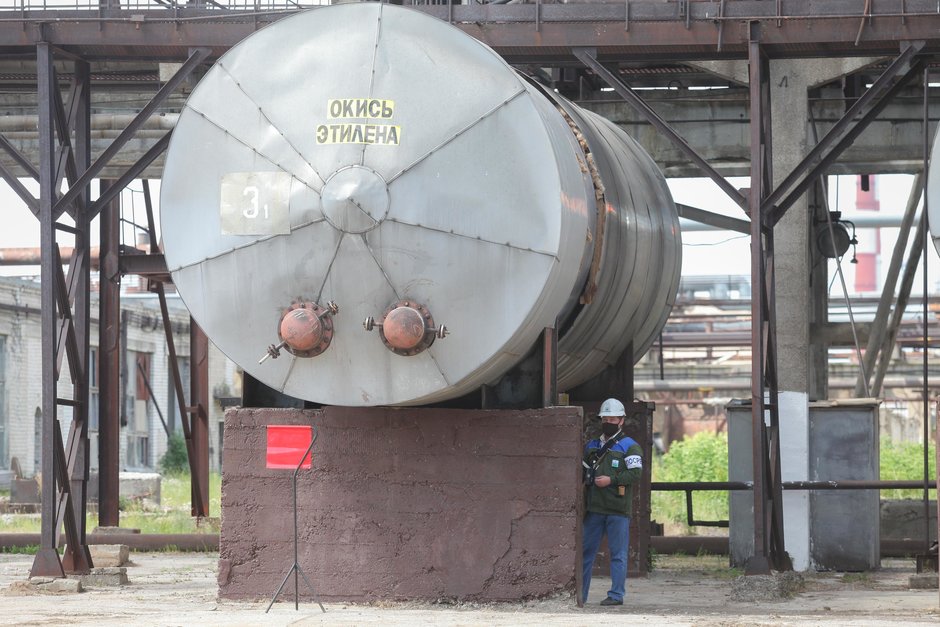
[184, 101, 324, 194]
[384, 88, 528, 185]
[217, 60, 327, 188]
[381, 217, 559, 260]
[315, 232, 346, 303]
[165, 217, 328, 274]
[360, 2, 385, 168]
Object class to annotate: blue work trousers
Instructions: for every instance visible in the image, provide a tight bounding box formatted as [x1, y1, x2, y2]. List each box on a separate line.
[582, 511, 630, 603]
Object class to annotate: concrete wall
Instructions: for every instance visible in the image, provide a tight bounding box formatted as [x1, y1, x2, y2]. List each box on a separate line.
[219, 406, 583, 602]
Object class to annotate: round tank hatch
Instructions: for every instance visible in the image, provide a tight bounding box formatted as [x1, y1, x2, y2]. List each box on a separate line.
[321, 166, 389, 234]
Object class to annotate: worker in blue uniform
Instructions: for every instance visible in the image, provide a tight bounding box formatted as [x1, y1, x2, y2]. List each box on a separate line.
[581, 398, 643, 606]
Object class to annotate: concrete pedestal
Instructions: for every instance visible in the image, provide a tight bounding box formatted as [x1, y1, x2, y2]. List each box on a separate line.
[219, 406, 583, 602]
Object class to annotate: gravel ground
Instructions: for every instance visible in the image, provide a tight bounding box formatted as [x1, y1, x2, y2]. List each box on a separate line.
[0, 552, 936, 626]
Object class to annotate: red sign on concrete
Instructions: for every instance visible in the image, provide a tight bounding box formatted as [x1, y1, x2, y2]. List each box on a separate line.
[265, 425, 313, 469]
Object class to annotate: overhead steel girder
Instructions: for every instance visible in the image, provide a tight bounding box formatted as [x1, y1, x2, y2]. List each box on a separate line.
[574, 47, 748, 213]
[0, 2, 939, 62]
[763, 41, 927, 226]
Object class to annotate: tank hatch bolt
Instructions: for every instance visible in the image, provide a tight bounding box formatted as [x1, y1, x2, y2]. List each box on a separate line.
[368, 300, 444, 356]
[258, 341, 287, 364]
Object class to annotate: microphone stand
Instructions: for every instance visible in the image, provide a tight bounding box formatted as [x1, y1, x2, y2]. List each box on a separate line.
[266, 426, 326, 613]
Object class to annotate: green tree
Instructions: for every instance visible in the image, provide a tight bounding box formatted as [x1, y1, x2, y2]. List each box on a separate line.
[159, 432, 190, 475]
[651, 431, 729, 526]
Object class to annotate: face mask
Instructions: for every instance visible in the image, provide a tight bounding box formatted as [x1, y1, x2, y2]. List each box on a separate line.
[601, 423, 620, 438]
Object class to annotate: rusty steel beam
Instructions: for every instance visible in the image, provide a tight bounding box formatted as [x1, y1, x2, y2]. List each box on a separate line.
[86, 131, 171, 220]
[746, 23, 772, 577]
[30, 41, 65, 579]
[141, 180, 207, 516]
[0, 3, 938, 61]
[190, 320, 210, 518]
[118, 252, 169, 281]
[97, 180, 121, 528]
[61, 58, 93, 574]
[676, 204, 750, 234]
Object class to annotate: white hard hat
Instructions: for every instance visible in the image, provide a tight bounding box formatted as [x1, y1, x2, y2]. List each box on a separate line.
[599, 398, 626, 417]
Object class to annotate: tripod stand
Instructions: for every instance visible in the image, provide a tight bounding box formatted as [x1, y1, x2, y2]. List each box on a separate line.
[266, 427, 326, 613]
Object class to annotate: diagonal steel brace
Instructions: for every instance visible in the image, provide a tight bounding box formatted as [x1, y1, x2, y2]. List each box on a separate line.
[53, 47, 209, 219]
[763, 41, 925, 224]
[86, 131, 172, 221]
[574, 47, 748, 212]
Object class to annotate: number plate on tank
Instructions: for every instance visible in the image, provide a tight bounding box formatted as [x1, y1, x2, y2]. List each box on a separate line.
[219, 172, 292, 235]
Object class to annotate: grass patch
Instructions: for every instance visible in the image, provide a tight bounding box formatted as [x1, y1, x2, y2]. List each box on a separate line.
[0, 514, 41, 533]
[841, 572, 873, 585]
[0, 472, 221, 535]
[0, 545, 39, 555]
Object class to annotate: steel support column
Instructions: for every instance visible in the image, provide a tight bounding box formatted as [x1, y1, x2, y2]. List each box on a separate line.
[30, 40, 64, 579]
[190, 320, 210, 518]
[541, 326, 557, 408]
[29, 41, 95, 576]
[745, 24, 790, 575]
[97, 180, 121, 528]
[61, 58, 93, 574]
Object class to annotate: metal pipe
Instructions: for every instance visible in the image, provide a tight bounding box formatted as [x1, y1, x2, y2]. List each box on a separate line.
[648, 536, 932, 557]
[0, 247, 101, 266]
[652, 480, 938, 491]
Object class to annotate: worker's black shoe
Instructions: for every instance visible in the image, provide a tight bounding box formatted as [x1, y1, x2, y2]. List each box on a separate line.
[599, 597, 623, 606]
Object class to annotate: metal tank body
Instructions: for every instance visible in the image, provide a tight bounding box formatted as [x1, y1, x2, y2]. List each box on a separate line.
[160, 3, 681, 406]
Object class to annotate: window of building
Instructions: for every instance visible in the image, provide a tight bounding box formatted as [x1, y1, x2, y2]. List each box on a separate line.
[125, 351, 151, 469]
[167, 356, 190, 434]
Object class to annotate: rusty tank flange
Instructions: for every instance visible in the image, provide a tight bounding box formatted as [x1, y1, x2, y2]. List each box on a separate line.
[260, 300, 339, 363]
[364, 300, 447, 357]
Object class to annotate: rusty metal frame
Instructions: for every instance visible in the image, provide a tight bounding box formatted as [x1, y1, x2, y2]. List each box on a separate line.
[141, 180, 209, 517]
[746, 22, 790, 575]
[26, 43, 214, 574]
[53, 47, 209, 219]
[2, 2, 940, 62]
[30, 42, 93, 577]
[97, 180, 121, 528]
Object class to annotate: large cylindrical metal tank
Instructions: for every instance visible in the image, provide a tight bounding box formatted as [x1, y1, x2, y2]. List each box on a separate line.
[160, 3, 681, 406]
